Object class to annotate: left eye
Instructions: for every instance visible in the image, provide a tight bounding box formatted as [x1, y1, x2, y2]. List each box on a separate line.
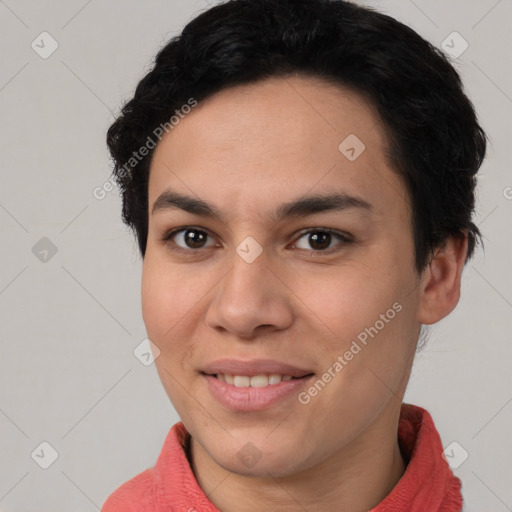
[292, 229, 351, 252]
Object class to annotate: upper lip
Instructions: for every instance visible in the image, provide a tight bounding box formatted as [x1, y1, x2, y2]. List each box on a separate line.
[201, 358, 314, 378]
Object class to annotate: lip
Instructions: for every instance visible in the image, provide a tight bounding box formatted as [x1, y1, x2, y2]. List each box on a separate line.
[203, 374, 314, 412]
[200, 358, 315, 412]
[200, 358, 314, 378]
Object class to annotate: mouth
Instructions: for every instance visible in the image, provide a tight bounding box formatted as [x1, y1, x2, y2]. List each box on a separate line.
[199, 358, 316, 411]
[200, 362, 316, 411]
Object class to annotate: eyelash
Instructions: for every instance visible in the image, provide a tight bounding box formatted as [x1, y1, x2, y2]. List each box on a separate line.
[159, 226, 353, 256]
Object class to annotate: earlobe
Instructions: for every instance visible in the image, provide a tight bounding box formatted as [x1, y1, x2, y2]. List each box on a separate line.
[416, 234, 468, 325]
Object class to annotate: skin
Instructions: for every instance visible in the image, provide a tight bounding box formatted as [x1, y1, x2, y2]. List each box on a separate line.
[141, 74, 468, 512]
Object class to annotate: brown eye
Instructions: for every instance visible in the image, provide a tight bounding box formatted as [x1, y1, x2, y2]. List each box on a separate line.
[308, 232, 331, 250]
[162, 227, 217, 250]
[292, 229, 352, 253]
[181, 229, 208, 249]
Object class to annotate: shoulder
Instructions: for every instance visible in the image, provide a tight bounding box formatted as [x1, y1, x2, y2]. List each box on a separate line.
[101, 468, 157, 512]
[101, 422, 190, 511]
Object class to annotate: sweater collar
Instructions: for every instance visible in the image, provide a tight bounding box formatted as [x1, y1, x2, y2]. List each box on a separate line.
[153, 403, 463, 511]
[368, 403, 463, 511]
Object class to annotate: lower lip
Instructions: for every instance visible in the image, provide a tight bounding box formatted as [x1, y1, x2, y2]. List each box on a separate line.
[203, 374, 314, 412]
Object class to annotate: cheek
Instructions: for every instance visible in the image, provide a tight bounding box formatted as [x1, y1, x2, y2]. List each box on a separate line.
[141, 254, 204, 340]
[290, 258, 416, 407]
[141, 256, 205, 411]
[291, 263, 403, 346]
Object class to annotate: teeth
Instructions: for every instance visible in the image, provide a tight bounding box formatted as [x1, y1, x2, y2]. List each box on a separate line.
[233, 375, 251, 387]
[216, 373, 297, 387]
[269, 374, 283, 385]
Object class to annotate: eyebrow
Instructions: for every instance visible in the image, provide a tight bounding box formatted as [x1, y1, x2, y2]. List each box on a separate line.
[151, 189, 373, 223]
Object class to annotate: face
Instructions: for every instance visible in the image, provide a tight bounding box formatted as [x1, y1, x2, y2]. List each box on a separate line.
[142, 75, 423, 478]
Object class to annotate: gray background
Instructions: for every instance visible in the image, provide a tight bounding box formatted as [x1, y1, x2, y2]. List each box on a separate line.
[0, 0, 510, 510]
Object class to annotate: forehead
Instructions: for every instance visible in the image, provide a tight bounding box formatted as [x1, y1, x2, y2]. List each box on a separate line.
[148, 75, 407, 223]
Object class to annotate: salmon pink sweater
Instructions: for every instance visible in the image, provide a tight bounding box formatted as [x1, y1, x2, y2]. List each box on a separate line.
[102, 403, 463, 511]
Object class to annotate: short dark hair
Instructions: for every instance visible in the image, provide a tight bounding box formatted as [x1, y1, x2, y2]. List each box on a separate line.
[106, 0, 487, 273]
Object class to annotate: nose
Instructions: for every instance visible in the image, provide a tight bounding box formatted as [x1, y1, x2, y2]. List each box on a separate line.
[205, 248, 294, 340]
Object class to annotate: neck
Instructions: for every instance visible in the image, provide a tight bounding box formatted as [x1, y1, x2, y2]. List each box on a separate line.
[189, 402, 407, 512]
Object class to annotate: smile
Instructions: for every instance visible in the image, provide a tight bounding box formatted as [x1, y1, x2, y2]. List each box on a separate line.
[214, 373, 299, 387]
[202, 372, 315, 411]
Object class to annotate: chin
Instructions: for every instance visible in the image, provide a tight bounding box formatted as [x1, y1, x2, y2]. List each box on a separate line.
[204, 433, 312, 478]
[218, 450, 305, 478]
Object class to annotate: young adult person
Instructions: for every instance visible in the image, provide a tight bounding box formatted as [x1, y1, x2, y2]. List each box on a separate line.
[102, 1, 486, 510]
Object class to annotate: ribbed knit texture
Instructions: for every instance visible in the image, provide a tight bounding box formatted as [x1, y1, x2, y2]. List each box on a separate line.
[102, 403, 463, 511]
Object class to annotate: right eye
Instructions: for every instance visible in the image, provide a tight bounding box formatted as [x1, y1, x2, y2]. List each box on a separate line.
[160, 226, 220, 252]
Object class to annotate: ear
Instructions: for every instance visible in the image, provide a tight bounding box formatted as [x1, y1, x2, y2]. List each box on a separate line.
[416, 233, 468, 325]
